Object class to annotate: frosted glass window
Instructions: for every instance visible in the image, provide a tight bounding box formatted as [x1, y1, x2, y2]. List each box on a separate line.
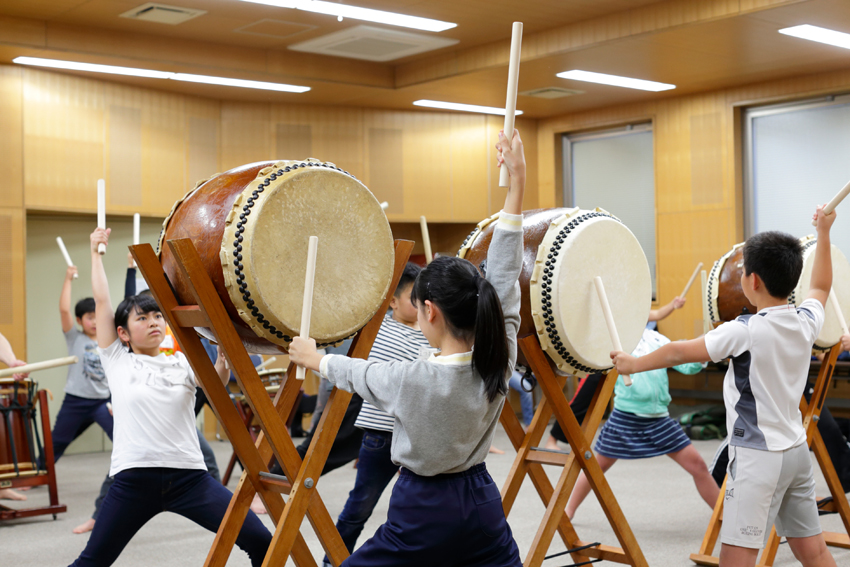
[748, 100, 850, 256]
[566, 128, 656, 295]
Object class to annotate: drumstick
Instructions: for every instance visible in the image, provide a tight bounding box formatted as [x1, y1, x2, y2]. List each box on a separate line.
[829, 289, 849, 336]
[499, 22, 523, 188]
[420, 216, 433, 264]
[256, 356, 277, 370]
[593, 276, 632, 386]
[296, 236, 319, 380]
[132, 213, 140, 267]
[812, 179, 850, 226]
[380, 201, 389, 211]
[701, 270, 711, 336]
[0, 356, 78, 378]
[680, 262, 703, 298]
[97, 179, 106, 255]
[56, 237, 78, 279]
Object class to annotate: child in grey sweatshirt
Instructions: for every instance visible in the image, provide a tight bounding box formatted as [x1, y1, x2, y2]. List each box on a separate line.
[290, 129, 527, 567]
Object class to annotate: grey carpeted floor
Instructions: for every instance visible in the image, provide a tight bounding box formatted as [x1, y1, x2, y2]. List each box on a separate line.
[2, 428, 848, 566]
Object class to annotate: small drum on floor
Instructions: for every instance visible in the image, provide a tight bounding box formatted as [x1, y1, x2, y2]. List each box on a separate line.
[705, 236, 850, 350]
[459, 208, 652, 375]
[159, 159, 395, 353]
[0, 379, 39, 480]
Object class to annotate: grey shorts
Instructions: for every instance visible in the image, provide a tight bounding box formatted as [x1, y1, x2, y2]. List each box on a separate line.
[721, 443, 821, 549]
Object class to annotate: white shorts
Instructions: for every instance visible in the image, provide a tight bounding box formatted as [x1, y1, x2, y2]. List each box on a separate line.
[721, 443, 821, 549]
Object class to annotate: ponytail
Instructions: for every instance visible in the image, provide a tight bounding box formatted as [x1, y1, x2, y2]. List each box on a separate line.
[411, 256, 510, 403]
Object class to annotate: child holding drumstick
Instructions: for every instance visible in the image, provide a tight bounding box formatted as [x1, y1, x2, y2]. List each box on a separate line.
[0, 330, 28, 502]
[290, 129, 526, 566]
[67, 227, 271, 567]
[612, 207, 839, 567]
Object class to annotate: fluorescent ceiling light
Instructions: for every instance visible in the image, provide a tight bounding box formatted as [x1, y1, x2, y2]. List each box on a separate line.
[779, 24, 850, 50]
[413, 100, 523, 115]
[13, 57, 310, 93]
[12, 56, 173, 79]
[240, 0, 456, 32]
[557, 70, 675, 92]
[172, 73, 310, 92]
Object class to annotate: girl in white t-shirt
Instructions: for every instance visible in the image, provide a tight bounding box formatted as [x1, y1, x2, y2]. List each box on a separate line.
[67, 228, 271, 567]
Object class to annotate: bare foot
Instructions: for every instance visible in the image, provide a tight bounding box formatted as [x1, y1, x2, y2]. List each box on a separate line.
[488, 445, 505, 455]
[250, 494, 267, 515]
[73, 518, 96, 534]
[0, 488, 26, 501]
[544, 435, 560, 451]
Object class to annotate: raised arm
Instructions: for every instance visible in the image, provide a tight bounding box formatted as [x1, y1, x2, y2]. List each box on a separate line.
[90, 228, 119, 348]
[648, 296, 685, 322]
[59, 266, 78, 333]
[612, 337, 710, 376]
[807, 205, 836, 307]
[124, 252, 137, 300]
[0, 331, 28, 379]
[497, 129, 526, 215]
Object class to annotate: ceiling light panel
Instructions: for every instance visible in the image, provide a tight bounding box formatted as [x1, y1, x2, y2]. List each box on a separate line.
[240, 0, 456, 32]
[13, 57, 310, 93]
[413, 100, 523, 115]
[557, 70, 675, 92]
[779, 25, 850, 50]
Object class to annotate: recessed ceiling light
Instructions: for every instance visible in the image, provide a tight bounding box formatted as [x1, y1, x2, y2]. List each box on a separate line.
[413, 100, 523, 116]
[13, 56, 310, 93]
[172, 73, 310, 92]
[12, 56, 174, 79]
[556, 70, 675, 92]
[779, 24, 850, 50]
[240, 0, 456, 33]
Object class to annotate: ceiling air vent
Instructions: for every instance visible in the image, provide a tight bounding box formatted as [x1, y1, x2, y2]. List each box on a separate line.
[120, 3, 206, 25]
[289, 25, 459, 62]
[520, 87, 584, 99]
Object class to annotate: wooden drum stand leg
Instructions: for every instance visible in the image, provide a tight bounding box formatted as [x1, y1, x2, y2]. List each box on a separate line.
[132, 239, 413, 567]
[691, 344, 850, 566]
[500, 335, 648, 567]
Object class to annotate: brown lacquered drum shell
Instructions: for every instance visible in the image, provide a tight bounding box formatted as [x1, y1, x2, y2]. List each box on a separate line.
[711, 247, 757, 323]
[160, 160, 395, 354]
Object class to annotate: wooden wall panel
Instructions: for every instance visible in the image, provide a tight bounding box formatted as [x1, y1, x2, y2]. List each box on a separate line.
[220, 102, 273, 172]
[368, 128, 404, 214]
[107, 105, 143, 208]
[188, 116, 220, 189]
[275, 124, 313, 162]
[0, 66, 23, 209]
[450, 114, 488, 221]
[0, 208, 26, 360]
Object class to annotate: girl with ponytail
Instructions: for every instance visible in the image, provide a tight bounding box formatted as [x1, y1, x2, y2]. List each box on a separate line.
[290, 129, 526, 567]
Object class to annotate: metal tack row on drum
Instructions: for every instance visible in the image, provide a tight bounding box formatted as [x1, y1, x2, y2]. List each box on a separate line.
[706, 235, 850, 350]
[158, 159, 395, 354]
[459, 207, 652, 376]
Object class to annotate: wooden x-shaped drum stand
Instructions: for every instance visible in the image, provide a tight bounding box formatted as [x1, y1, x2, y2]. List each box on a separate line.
[132, 238, 413, 567]
[691, 344, 850, 566]
[500, 335, 648, 567]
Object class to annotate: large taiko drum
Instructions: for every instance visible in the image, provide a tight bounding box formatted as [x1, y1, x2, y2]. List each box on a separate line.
[159, 159, 395, 354]
[0, 379, 38, 477]
[705, 236, 850, 350]
[459, 208, 652, 375]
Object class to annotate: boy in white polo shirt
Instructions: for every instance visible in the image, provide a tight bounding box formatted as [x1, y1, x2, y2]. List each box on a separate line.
[611, 205, 838, 567]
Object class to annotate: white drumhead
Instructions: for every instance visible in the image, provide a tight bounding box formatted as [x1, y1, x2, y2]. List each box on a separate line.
[794, 236, 850, 350]
[532, 209, 651, 373]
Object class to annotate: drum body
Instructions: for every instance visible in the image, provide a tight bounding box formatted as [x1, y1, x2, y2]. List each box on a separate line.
[0, 380, 37, 474]
[159, 159, 395, 354]
[459, 208, 652, 375]
[706, 236, 850, 350]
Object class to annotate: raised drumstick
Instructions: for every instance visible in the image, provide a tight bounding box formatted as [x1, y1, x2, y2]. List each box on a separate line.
[680, 262, 703, 298]
[701, 270, 711, 336]
[829, 289, 849, 336]
[593, 276, 632, 386]
[0, 356, 78, 378]
[56, 237, 78, 279]
[256, 356, 277, 370]
[499, 22, 523, 188]
[132, 213, 140, 267]
[296, 236, 319, 380]
[380, 201, 389, 211]
[97, 179, 106, 255]
[812, 179, 850, 226]
[420, 216, 433, 264]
